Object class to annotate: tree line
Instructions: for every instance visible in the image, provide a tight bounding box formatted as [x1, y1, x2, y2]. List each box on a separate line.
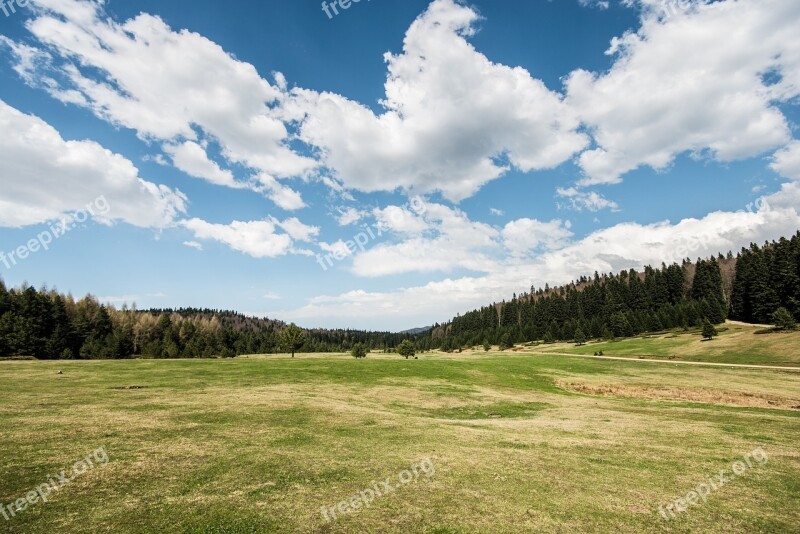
[424, 232, 800, 350]
[1, 232, 797, 359]
[0, 287, 411, 359]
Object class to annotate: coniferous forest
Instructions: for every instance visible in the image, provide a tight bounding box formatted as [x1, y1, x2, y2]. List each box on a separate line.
[0, 232, 798, 359]
[425, 232, 800, 350]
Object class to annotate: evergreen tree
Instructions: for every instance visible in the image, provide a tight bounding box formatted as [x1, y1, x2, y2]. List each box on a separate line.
[773, 307, 797, 331]
[279, 323, 305, 358]
[574, 328, 586, 346]
[702, 319, 718, 340]
[397, 339, 416, 359]
[351, 343, 367, 359]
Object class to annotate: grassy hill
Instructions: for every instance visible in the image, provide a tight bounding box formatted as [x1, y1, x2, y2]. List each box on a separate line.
[527, 321, 800, 366]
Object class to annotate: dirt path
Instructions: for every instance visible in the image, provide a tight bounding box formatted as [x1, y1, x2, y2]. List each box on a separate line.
[726, 319, 774, 329]
[536, 352, 800, 372]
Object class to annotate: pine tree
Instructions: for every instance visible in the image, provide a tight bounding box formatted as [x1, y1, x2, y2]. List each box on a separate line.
[702, 319, 718, 340]
[772, 307, 797, 331]
[574, 328, 586, 346]
[351, 343, 367, 359]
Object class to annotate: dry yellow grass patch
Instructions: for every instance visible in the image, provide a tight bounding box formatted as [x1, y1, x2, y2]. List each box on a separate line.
[556, 379, 800, 409]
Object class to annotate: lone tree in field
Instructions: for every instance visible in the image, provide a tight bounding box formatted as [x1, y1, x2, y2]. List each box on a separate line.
[398, 339, 416, 359]
[351, 343, 367, 359]
[280, 323, 305, 358]
[574, 328, 586, 346]
[701, 319, 718, 341]
[773, 307, 798, 331]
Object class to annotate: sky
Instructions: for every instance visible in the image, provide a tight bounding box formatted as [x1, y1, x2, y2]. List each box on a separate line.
[0, 0, 798, 331]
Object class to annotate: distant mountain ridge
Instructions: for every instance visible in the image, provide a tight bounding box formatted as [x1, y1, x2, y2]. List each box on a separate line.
[399, 326, 432, 335]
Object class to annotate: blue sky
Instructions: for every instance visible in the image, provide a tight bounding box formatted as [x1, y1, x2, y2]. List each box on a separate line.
[0, 0, 798, 330]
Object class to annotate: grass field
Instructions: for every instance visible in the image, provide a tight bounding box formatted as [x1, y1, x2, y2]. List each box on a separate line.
[1, 333, 799, 532]
[529, 321, 800, 367]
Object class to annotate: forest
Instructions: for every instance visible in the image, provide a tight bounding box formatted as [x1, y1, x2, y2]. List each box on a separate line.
[0, 232, 798, 359]
[424, 232, 800, 351]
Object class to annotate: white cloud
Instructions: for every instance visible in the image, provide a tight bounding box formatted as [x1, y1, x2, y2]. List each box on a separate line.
[281, 202, 800, 330]
[334, 206, 364, 226]
[289, 0, 587, 201]
[489, 208, 505, 216]
[263, 292, 281, 300]
[579, 0, 610, 10]
[352, 201, 499, 277]
[373, 205, 429, 235]
[556, 187, 620, 212]
[319, 240, 354, 259]
[501, 219, 573, 256]
[0, 99, 186, 228]
[253, 173, 306, 211]
[274, 217, 320, 242]
[771, 140, 800, 180]
[4, 0, 315, 190]
[567, 0, 800, 185]
[183, 241, 203, 251]
[164, 141, 240, 188]
[181, 218, 294, 258]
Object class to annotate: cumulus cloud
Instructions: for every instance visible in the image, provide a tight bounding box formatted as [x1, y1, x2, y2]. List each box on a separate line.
[4, 0, 315, 203]
[334, 206, 364, 226]
[352, 201, 500, 277]
[289, 0, 587, 201]
[163, 141, 240, 188]
[0, 99, 185, 228]
[771, 141, 800, 181]
[181, 218, 294, 259]
[501, 219, 573, 256]
[281, 201, 800, 330]
[567, 0, 800, 185]
[556, 187, 620, 212]
[252, 174, 306, 211]
[273, 217, 320, 242]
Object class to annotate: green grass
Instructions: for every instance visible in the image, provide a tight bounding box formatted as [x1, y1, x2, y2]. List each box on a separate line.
[0, 349, 798, 533]
[532, 321, 800, 366]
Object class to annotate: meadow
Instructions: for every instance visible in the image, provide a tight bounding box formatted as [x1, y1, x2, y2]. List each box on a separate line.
[0, 324, 798, 533]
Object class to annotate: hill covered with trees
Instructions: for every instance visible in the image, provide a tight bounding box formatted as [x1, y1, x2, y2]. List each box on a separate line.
[423, 232, 800, 351]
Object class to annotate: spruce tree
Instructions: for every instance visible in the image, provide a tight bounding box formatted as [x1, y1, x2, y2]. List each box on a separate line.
[574, 328, 586, 346]
[772, 307, 797, 331]
[702, 319, 718, 340]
